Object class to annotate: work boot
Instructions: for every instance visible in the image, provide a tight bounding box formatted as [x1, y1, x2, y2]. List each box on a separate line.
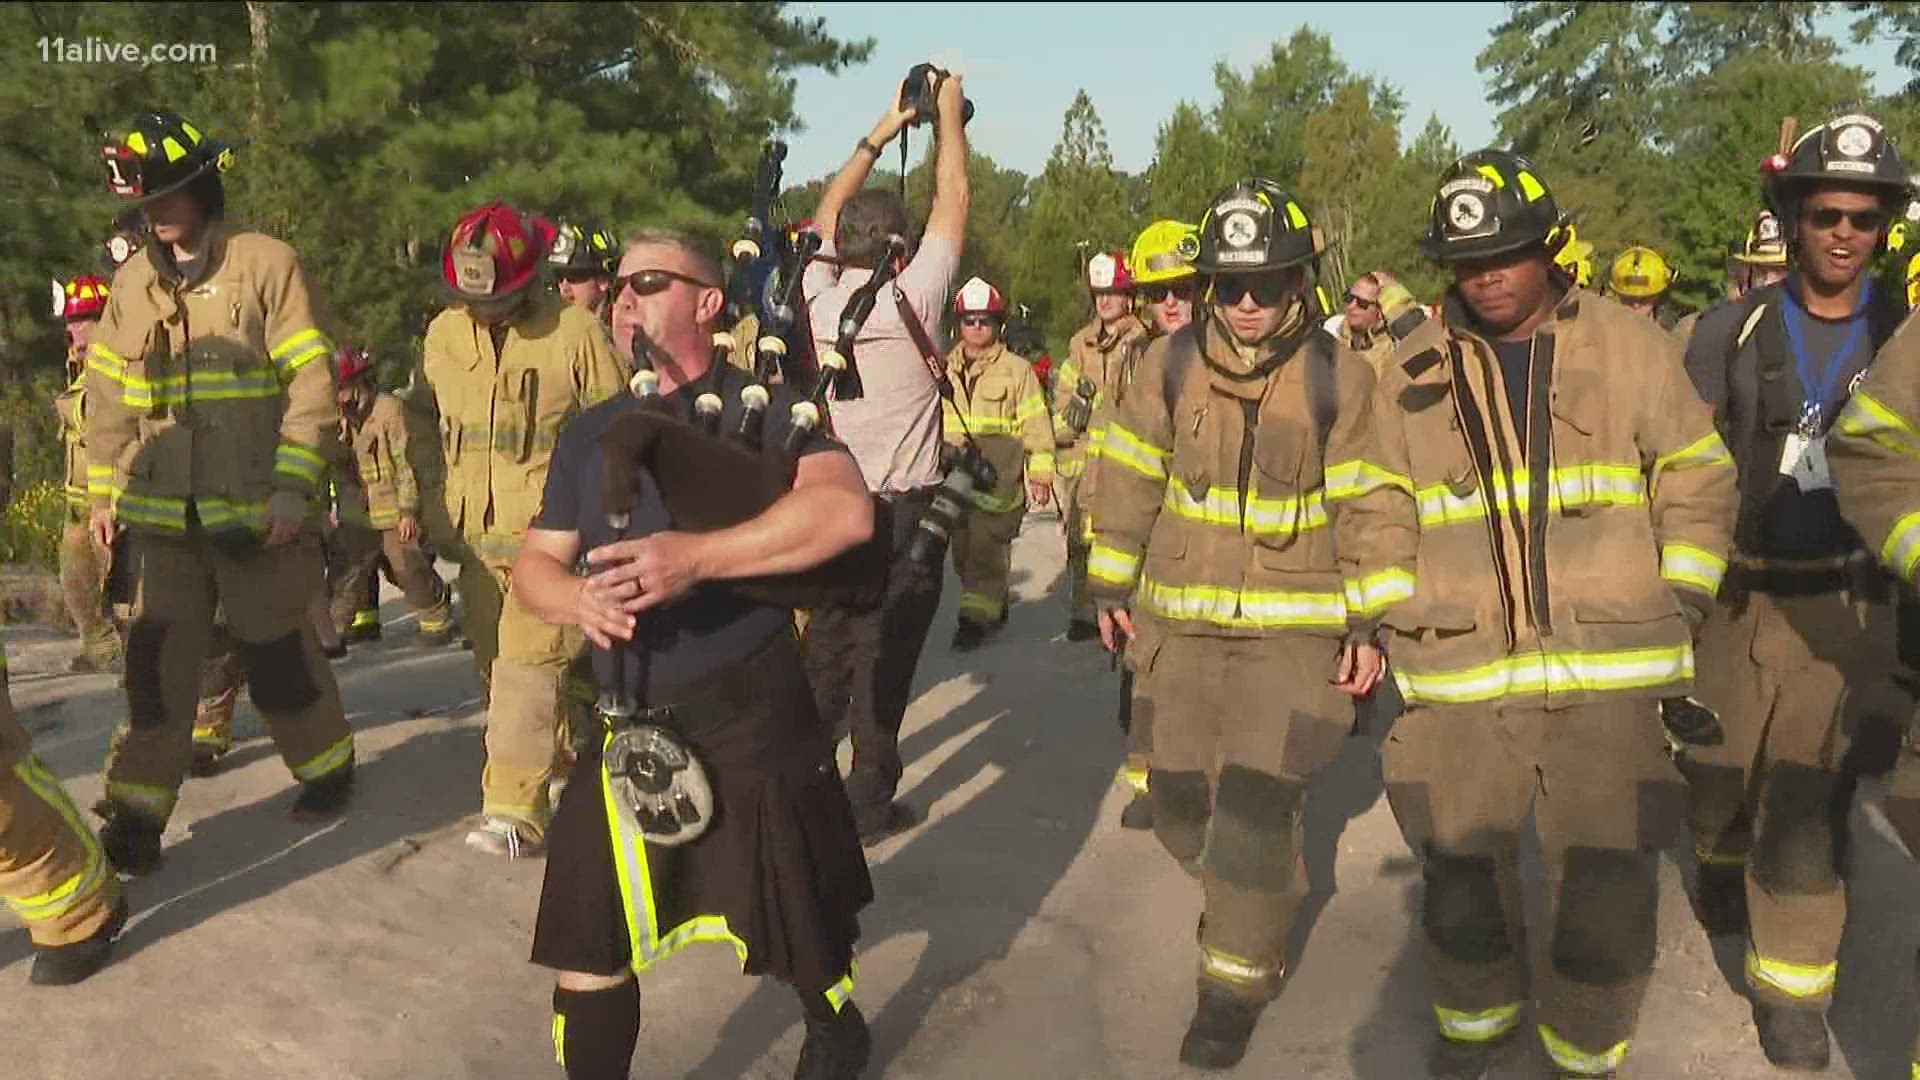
[30, 894, 129, 986]
[1178, 986, 1265, 1070]
[99, 811, 164, 876]
[189, 741, 231, 778]
[1066, 619, 1099, 643]
[1753, 1001, 1830, 1070]
[951, 620, 987, 653]
[466, 817, 546, 858]
[856, 802, 921, 847]
[1119, 791, 1155, 830]
[347, 616, 382, 644]
[418, 624, 455, 648]
[794, 1001, 871, 1080]
[289, 763, 355, 823]
[1692, 861, 1748, 937]
[1428, 1029, 1518, 1079]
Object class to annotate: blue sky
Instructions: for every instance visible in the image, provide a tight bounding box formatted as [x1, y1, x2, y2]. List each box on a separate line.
[782, 2, 1906, 184]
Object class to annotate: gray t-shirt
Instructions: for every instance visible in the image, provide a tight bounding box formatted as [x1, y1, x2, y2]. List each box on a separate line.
[804, 234, 959, 494]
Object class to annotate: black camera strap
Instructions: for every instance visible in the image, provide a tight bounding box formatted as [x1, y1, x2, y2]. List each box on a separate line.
[893, 289, 988, 456]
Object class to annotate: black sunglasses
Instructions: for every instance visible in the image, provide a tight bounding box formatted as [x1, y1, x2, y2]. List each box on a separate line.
[1142, 282, 1196, 304]
[958, 314, 998, 328]
[1211, 276, 1291, 308]
[1344, 292, 1380, 309]
[616, 268, 719, 297]
[1805, 206, 1889, 232]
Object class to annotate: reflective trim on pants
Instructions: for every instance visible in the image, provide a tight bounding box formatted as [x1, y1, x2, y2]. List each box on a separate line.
[1539, 1024, 1630, 1075]
[1435, 1003, 1523, 1043]
[5, 758, 110, 928]
[1745, 947, 1837, 1000]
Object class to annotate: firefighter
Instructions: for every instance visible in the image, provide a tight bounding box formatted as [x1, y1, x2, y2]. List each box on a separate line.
[1677, 211, 1793, 344]
[1829, 288, 1920, 1080]
[414, 200, 627, 858]
[1375, 150, 1736, 1079]
[85, 112, 356, 874]
[1087, 180, 1407, 1069]
[1679, 113, 1916, 1070]
[1553, 222, 1596, 289]
[326, 345, 454, 646]
[550, 220, 620, 323]
[1055, 249, 1147, 642]
[1607, 246, 1678, 327]
[53, 273, 122, 674]
[940, 277, 1054, 651]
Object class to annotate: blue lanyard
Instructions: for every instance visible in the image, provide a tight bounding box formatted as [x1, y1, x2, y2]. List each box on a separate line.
[1782, 279, 1871, 418]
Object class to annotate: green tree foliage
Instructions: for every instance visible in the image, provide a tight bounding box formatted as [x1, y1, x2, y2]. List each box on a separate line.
[1300, 82, 1406, 295]
[1145, 102, 1235, 222]
[1015, 91, 1135, 347]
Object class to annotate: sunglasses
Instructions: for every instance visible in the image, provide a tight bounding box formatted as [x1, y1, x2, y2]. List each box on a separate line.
[1211, 276, 1291, 308]
[1344, 292, 1380, 309]
[616, 267, 719, 297]
[1142, 283, 1196, 304]
[558, 269, 605, 285]
[958, 315, 998, 328]
[1805, 207, 1889, 232]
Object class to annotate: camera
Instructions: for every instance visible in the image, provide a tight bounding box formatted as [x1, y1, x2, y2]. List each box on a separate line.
[900, 63, 975, 128]
[905, 441, 998, 569]
[1063, 375, 1097, 434]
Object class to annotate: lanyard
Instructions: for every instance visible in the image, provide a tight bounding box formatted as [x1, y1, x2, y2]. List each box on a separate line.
[1783, 279, 1871, 421]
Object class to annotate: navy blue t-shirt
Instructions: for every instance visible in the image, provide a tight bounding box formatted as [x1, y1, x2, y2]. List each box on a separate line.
[533, 364, 844, 689]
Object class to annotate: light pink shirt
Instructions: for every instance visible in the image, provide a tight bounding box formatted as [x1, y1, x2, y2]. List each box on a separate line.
[805, 234, 959, 494]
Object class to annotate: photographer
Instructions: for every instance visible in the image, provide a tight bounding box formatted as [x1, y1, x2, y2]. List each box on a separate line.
[802, 68, 970, 844]
[513, 229, 878, 1080]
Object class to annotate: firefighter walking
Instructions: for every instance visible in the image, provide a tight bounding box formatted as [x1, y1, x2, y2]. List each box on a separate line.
[414, 201, 627, 858]
[54, 273, 123, 674]
[1375, 150, 1736, 1079]
[941, 277, 1054, 651]
[327, 345, 454, 646]
[1679, 112, 1917, 1069]
[1087, 181, 1406, 1069]
[1055, 250, 1147, 642]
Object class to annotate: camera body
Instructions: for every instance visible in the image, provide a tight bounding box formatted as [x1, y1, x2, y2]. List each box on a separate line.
[906, 441, 999, 569]
[900, 63, 975, 128]
[1063, 375, 1098, 434]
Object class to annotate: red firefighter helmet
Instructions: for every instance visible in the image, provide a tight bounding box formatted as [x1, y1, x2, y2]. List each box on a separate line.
[442, 200, 557, 302]
[953, 276, 1008, 316]
[1086, 249, 1134, 294]
[333, 344, 374, 384]
[53, 274, 111, 322]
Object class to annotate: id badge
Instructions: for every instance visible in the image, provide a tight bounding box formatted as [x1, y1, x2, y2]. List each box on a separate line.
[1779, 432, 1833, 492]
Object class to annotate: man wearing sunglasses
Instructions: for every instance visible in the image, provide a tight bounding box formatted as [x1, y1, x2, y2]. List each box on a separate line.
[1057, 250, 1148, 644]
[550, 221, 620, 324]
[415, 201, 629, 860]
[1086, 180, 1409, 1069]
[1372, 150, 1734, 1080]
[1678, 113, 1918, 1071]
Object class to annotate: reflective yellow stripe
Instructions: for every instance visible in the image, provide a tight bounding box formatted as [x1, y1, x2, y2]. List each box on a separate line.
[275, 442, 327, 484]
[1393, 644, 1694, 706]
[1164, 480, 1328, 536]
[1137, 575, 1347, 630]
[86, 464, 120, 499]
[958, 591, 1005, 619]
[1087, 544, 1141, 588]
[1101, 422, 1170, 482]
[86, 341, 128, 379]
[970, 489, 1026, 515]
[1660, 542, 1728, 595]
[1344, 567, 1416, 618]
[1882, 510, 1920, 583]
[1435, 1003, 1523, 1043]
[1201, 947, 1277, 987]
[6, 757, 110, 926]
[1324, 459, 1414, 500]
[551, 1013, 566, 1068]
[105, 780, 177, 822]
[1027, 451, 1055, 478]
[1836, 389, 1920, 457]
[1696, 849, 1746, 867]
[1116, 764, 1150, 794]
[289, 735, 353, 782]
[1746, 948, 1836, 999]
[1654, 430, 1735, 474]
[823, 964, 858, 1015]
[1417, 464, 1646, 528]
[269, 328, 332, 379]
[1539, 1025, 1629, 1075]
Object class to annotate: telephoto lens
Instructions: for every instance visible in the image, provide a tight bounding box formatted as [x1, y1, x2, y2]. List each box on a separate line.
[905, 443, 998, 569]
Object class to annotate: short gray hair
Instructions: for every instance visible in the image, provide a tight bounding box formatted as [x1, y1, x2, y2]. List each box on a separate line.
[622, 226, 723, 286]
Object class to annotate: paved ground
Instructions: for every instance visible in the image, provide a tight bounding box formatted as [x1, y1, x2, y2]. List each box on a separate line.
[6, 513, 1920, 1079]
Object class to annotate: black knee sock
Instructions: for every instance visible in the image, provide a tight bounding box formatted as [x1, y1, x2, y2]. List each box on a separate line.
[552, 980, 640, 1080]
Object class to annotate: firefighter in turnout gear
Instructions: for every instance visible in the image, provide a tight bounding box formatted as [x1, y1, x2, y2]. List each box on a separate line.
[415, 200, 627, 858]
[327, 345, 454, 646]
[1829, 299, 1920, 1080]
[942, 277, 1054, 652]
[549, 220, 619, 323]
[1608, 246, 1678, 329]
[1056, 249, 1147, 642]
[1679, 113, 1917, 1070]
[1376, 150, 1736, 1079]
[85, 112, 357, 874]
[1094, 220, 1202, 833]
[54, 273, 124, 674]
[1086, 180, 1406, 1070]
